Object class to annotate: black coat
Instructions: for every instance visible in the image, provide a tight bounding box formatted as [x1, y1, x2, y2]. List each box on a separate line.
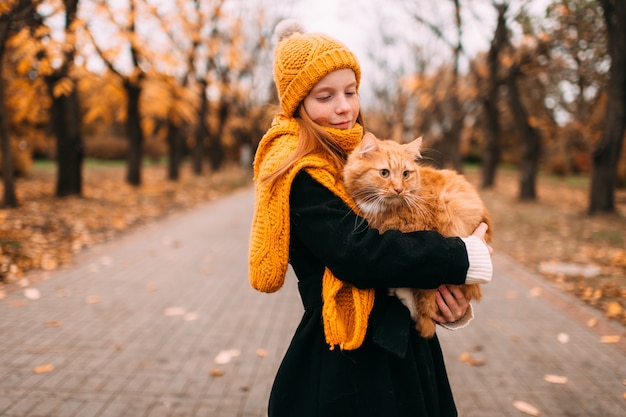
[268, 172, 470, 417]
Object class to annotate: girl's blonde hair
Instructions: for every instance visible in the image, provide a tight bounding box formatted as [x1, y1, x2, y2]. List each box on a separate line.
[261, 105, 364, 188]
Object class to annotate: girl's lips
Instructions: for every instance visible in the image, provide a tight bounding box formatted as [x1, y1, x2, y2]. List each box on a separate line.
[332, 121, 352, 129]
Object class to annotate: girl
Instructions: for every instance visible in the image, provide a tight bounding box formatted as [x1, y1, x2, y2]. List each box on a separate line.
[249, 20, 492, 417]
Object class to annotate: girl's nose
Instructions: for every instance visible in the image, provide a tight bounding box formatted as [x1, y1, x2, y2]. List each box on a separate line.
[335, 95, 351, 113]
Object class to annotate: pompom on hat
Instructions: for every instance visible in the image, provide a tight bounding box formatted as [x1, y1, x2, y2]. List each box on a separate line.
[273, 19, 361, 117]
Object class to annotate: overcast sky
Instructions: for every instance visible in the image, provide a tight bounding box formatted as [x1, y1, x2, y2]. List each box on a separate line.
[253, 0, 551, 105]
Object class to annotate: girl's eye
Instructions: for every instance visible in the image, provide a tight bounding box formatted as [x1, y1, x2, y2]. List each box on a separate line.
[346, 90, 356, 96]
[379, 169, 390, 178]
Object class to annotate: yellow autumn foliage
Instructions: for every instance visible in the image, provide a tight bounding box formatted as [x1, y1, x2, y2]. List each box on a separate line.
[52, 77, 74, 98]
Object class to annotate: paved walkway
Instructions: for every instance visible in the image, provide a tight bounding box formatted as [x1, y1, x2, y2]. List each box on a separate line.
[0, 187, 624, 417]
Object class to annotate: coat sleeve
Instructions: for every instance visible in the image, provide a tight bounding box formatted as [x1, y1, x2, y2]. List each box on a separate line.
[289, 171, 470, 289]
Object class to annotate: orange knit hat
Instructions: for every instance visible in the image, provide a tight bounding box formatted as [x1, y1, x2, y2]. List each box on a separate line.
[273, 20, 361, 117]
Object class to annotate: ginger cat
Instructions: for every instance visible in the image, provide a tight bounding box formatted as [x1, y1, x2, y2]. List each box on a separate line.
[343, 132, 492, 338]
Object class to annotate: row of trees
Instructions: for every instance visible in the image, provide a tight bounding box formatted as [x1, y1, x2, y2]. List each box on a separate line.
[1, 0, 273, 207]
[1, 0, 625, 216]
[365, 0, 625, 214]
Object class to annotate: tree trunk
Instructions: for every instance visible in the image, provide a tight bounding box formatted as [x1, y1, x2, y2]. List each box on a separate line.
[506, 65, 541, 201]
[589, 0, 626, 214]
[446, 96, 464, 173]
[0, 18, 17, 208]
[166, 122, 184, 181]
[125, 81, 143, 186]
[481, 96, 500, 189]
[207, 99, 228, 171]
[446, 0, 463, 173]
[481, 3, 507, 189]
[48, 81, 83, 197]
[50, 0, 82, 197]
[193, 81, 208, 175]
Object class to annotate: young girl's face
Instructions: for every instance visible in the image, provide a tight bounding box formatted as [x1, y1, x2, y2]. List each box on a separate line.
[303, 68, 359, 130]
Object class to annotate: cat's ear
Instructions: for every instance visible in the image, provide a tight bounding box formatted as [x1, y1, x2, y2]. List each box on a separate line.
[405, 136, 423, 161]
[358, 132, 379, 156]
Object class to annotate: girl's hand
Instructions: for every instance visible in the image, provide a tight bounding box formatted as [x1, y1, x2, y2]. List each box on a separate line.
[432, 285, 469, 323]
[472, 222, 493, 255]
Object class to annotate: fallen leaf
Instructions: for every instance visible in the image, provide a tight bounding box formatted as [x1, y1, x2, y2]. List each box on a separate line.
[146, 283, 158, 292]
[605, 301, 623, 319]
[164, 307, 186, 316]
[513, 400, 541, 416]
[505, 290, 517, 299]
[459, 352, 486, 366]
[587, 318, 598, 328]
[183, 312, 199, 321]
[214, 349, 240, 365]
[33, 364, 54, 374]
[44, 320, 62, 327]
[256, 348, 268, 358]
[209, 368, 224, 377]
[85, 295, 101, 304]
[24, 288, 41, 300]
[9, 300, 27, 307]
[529, 287, 542, 297]
[599, 335, 621, 344]
[557, 333, 570, 344]
[544, 374, 568, 384]
[55, 287, 70, 297]
[41, 254, 58, 271]
[0, 289, 6, 300]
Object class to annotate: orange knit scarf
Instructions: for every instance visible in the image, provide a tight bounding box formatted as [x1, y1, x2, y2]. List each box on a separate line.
[249, 115, 375, 350]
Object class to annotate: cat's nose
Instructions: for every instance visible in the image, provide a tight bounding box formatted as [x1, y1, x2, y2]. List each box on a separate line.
[394, 187, 403, 194]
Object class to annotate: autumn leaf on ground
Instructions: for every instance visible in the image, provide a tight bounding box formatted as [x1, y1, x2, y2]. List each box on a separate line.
[55, 287, 71, 297]
[85, 295, 101, 304]
[513, 400, 541, 416]
[256, 348, 268, 357]
[587, 318, 598, 328]
[459, 352, 486, 366]
[605, 301, 623, 319]
[33, 364, 54, 374]
[183, 312, 198, 321]
[24, 288, 41, 300]
[44, 320, 62, 327]
[214, 349, 240, 365]
[209, 368, 224, 377]
[9, 300, 27, 307]
[599, 335, 621, 344]
[544, 374, 568, 384]
[164, 307, 186, 316]
[557, 332, 570, 343]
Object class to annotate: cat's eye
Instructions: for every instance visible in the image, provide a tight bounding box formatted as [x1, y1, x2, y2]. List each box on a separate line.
[402, 171, 410, 179]
[379, 169, 390, 178]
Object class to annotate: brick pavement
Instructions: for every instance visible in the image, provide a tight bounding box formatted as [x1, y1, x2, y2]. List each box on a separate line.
[0, 187, 624, 417]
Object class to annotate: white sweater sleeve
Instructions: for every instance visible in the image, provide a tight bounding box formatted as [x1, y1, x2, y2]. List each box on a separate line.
[460, 235, 493, 284]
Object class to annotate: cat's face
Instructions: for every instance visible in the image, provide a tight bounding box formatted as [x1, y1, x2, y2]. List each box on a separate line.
[344, 133, 423, 214]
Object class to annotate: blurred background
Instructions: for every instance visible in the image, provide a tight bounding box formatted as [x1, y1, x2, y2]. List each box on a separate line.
[1, 0, 625, 324]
